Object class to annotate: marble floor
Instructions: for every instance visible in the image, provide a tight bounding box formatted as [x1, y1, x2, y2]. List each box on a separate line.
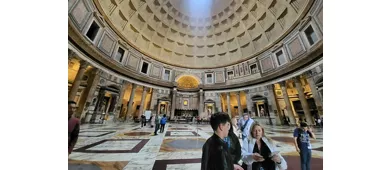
[69, 122, 323, 170]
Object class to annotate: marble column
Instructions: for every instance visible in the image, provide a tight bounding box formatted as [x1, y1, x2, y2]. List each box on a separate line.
[227, 92, 231, 117]
[266, 84, 282, 125]
[293, 77, 314, 125]
[305, 72, 323, 116]
[126, 83, 137, 120]
[138, 87, 149, 117]
[170, 88, 177, 118]
[76, 68, 100, 120]
[149, 89, 158, 112]
[114, 81, 128, 118]
[280, 81, 296, 125]
[235, 92, 242, 117]
[244, 90, 254, 115]
[199, 89, 204, 116]
[68, 60, 88, 101]
[216, 93, 223, 112]
[68, 50, 75, 66]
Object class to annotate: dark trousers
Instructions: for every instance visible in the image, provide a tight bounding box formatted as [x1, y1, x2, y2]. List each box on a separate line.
[299, 149, 312, 170]
[141, 121, 146, 127]
[154, 124, 160, 135]
[160, 124, 166, 133]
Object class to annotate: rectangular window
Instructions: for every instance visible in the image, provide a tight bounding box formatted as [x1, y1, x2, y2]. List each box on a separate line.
[164, 70, 170, 80]
[250, 64, 257, 73]
[115, 47, 125, 62]
[276, 50, 286, 65]
[141, 62, 149, 74]
[227, 71, 234, 80]
[206, 74, 213, 84]
[304, 25, 318, 45]
[86, 21, 100, 41]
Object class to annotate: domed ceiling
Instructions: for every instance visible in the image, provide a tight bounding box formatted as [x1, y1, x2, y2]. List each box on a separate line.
[95, 0, 311, 68]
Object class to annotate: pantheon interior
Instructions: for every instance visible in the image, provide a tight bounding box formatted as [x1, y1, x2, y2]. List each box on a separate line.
[68, 0, 323, 169]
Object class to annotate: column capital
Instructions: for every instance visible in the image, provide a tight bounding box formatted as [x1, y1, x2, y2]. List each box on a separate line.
[279, 81, 287, 87]
[68, 49, 76, 58]
[79, 60, 89, 69]
[199, 89, 204, 93]
[244, 89, 250, 94]
[234, 91, 240, 95]
[143, 86, 149, 92]
[265, 84, 274, 90]
[292, 76, 301, 84]
[121, 80, 129, 86]
[90, 67, 99, 74]
[173, 87, 177, 91]
[302, 70, 315, 78]
[131, 83, 138, 88]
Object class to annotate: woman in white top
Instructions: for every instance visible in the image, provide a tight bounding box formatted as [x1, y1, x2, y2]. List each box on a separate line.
[241, 121, 287, 170]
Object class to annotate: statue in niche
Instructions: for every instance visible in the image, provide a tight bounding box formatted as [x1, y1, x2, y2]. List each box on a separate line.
[160, 104, 165, 114]
[260, 106, 265, 117]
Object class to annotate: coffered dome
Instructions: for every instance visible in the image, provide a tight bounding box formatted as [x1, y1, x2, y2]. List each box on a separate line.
[95, 0, 311, 68]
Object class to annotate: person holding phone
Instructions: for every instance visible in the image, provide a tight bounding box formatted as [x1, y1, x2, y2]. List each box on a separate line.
[294, 122, 316, 170]
[241, 121, 287, 170]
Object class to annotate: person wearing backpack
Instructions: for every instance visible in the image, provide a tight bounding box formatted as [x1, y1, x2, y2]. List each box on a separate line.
[293, 122, 316, 170]
[160, 114, 167, 133]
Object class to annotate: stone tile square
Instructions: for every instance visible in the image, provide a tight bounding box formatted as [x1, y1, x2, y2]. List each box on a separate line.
[165, 131, 200, 137]
[73, 139, 149, 153]
[79, 131, 115, 137]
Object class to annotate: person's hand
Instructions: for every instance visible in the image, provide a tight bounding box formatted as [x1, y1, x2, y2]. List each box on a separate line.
[252, 153, 265, 162]
[234, 164, 244, 170]
[308, 126, 314, 133]
[271, 155, 281, 163]
[296, 147, 300, 153]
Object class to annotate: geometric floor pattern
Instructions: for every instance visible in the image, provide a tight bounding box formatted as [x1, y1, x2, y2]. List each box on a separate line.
[69, 120, 323, 170]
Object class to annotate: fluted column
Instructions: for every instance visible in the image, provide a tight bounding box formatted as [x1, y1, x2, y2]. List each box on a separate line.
[216, 93, 222, 112]
[244, 90, 254, 115]
[170, 88, 177, 118]
[293, 77, 314, 125]
[126, 83, 137, 120]
[138, 87, 149, 117]
[115, 81, 128, 118]
[227, 92, 231, 117]
[199, 89, 204, 116]
[69, 60, 88, 101]
[280, 82, 296, 125]
[75, 68, 100, 120]
[235, 92, 242, 117]
[266, 85, 282, 125]
[305, 71, 323, 116]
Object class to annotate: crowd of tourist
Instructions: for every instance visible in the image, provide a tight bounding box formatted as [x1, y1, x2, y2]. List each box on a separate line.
[68, 101, 317, 170]
[201, 112, 316, 170]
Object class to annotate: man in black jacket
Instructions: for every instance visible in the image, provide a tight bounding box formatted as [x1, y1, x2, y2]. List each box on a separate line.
[201, 113, 244, 170]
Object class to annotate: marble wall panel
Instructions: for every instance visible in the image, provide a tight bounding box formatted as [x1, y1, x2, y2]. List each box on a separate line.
[97, 32, 116, 56]
[126, 53, 140, 71]
[215, 71, 224, 83]
[286, 36, 306, 59]
[260, 55, 275, 73]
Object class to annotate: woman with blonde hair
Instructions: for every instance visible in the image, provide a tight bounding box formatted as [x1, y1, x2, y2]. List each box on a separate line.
[241, 121, 287, 170]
